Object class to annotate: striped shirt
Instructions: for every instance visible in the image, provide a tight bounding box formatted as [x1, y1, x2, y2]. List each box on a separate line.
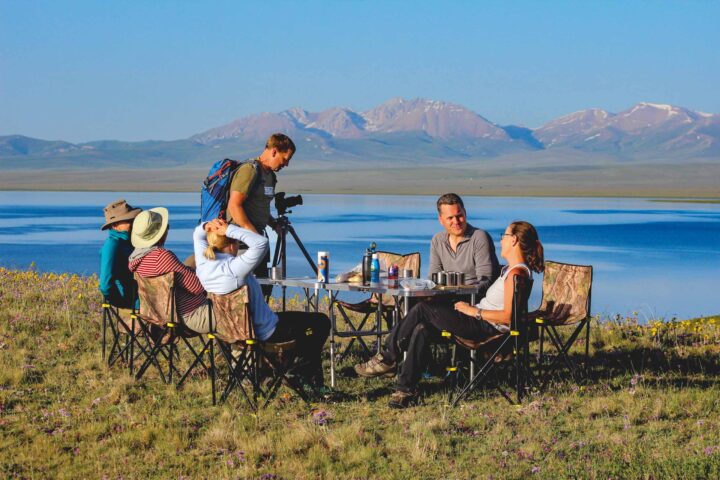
[128, 248, 206, 316]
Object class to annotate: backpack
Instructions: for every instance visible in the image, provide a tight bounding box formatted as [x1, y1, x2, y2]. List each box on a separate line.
[199, 158, 262, 223]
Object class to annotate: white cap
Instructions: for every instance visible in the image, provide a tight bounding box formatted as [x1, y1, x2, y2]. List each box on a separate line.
[372, 253, 378, 258]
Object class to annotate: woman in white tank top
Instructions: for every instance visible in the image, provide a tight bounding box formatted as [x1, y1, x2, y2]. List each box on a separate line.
[354, 221, 545, 408]
[454, 222, 542, 331]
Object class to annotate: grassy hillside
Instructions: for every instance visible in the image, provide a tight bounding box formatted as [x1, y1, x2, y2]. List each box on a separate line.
[1, 267, 719, 479]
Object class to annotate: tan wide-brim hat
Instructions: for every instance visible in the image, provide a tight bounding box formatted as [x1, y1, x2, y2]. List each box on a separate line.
[101, 199, 142, 230]
[131, 207, 169, 248]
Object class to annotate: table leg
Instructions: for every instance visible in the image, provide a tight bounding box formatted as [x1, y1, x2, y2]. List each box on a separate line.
[402, 293, 410, 361]
[375, 296, 383, 353]
[282, 286, 287, 312]
[470, 292, 477, 379]
[328, 289, 337, 388]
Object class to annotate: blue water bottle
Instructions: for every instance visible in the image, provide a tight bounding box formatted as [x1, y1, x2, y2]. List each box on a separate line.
[370, 253, 380, 286]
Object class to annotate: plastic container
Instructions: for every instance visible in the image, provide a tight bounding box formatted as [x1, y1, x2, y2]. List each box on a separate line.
[370, 253, 380, 286]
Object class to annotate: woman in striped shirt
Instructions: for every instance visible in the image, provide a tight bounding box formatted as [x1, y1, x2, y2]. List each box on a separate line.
[128, 207, 211, 334]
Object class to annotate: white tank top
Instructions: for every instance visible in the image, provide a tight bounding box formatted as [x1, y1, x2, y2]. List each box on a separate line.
[476, 263, 531, 332]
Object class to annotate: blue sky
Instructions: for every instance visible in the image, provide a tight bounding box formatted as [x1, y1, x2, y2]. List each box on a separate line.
[1, 0, 718, 143]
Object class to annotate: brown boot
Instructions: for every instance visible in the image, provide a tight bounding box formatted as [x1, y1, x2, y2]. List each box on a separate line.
[354, 353, 396, 378]
[388, 390, 417, 409]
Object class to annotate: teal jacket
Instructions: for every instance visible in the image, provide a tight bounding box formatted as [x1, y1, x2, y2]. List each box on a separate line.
[99, 230, 137, 308]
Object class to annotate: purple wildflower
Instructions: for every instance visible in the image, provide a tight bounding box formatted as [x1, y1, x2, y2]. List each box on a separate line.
[312, 409, 331, 426]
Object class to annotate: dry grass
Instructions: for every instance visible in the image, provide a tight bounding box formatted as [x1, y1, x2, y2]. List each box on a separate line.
[1, 266, 719, 479]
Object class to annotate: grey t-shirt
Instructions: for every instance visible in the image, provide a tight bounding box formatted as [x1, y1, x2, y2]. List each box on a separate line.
[428, 224, 500, 295]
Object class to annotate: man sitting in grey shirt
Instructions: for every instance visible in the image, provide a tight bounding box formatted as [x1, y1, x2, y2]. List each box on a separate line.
[428, 193, 500, 297]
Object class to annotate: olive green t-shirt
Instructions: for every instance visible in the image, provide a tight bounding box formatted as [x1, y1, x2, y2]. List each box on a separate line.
[227, 160, 276, 233]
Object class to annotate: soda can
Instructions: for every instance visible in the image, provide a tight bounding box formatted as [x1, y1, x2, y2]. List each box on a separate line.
[388, 264, 399, 288]
[317, 251, 330, 283]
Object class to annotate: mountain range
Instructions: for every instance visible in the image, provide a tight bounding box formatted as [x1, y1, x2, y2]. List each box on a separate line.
[1, 98, 718, 195]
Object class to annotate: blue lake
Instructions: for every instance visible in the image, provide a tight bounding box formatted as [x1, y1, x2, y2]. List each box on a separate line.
[0, 191, 718, 321]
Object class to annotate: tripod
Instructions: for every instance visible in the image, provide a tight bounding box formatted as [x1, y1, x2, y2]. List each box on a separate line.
[270, 213, 318, 309]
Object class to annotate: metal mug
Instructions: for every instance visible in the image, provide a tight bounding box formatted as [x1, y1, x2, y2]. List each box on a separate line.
[438, 271, 447, 286]
[270, 266, 283, 280]
[447, 272, 458, 286]
[403, 268, 414, 279]
[431, 272, 439, 284]
[457, 272, 466, 286]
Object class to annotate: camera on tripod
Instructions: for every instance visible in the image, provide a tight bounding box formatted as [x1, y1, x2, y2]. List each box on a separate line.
[274, 192, 303, 216]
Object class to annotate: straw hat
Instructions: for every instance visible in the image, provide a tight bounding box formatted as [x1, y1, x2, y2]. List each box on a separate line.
[101, 199, 142, 231]
[131, 207, 169, 248]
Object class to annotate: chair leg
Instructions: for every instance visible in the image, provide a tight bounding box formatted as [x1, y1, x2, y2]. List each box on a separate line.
[218, 343, 257, 410]
[451, 338, 510, 407]
[102, 308, 108, 361]
[129, 316, 136, 374]
[584, 319, 591, 375]
[538, 325, 545, 383]
[209, 338, 216, 406]
[177, 336, 212, 389]
[135, 326, 170, 384]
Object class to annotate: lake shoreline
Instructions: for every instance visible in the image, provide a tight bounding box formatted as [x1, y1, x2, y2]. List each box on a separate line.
[2, 192, 719, 319]
[0, 186, 718, 202]
[2, 165, 719, 199]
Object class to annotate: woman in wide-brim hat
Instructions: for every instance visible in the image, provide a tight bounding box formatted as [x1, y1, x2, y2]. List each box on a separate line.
[99, 199, 142, 309]
[130, 207, 169, 249]
[128, 207, 212, 335]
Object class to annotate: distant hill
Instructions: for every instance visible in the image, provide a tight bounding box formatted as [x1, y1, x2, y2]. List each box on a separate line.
[1, 98, 718, 196]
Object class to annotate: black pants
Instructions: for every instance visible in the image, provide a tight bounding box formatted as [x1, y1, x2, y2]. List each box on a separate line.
[266, 311, 330, 386]
[381, 301, 499, 393]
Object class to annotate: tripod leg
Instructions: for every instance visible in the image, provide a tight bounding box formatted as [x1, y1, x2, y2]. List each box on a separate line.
[286, 224, 318, 274]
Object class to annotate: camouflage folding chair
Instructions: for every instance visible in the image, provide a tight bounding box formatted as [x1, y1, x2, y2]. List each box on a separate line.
[209, 288, 309, 410]
[448, 275, 534, 406]
[335, 251, 420, 361]
[531, 261, 593, 383]
[133, 272, 215, 394]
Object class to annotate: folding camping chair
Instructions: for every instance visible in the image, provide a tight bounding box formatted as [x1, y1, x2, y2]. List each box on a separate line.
[132, 272, 215, 394]
[531, 261, 593, 383]
[335, 251, 420, 361]
[101, 301, 142, 372]
[448, 275, 534, 406]
[208, 289, 309, 410]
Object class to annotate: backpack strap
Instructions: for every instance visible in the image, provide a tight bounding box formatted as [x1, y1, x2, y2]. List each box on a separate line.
[229, 159, 265, 197]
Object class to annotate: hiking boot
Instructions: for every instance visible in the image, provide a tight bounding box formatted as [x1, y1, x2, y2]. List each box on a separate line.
[388, 390, 417, 409]
[354, 353, 396, 378]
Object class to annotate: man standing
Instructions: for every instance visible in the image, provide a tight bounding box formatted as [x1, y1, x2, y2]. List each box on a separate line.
[226, 133, 295, 281]
[428, 193, 499, 297]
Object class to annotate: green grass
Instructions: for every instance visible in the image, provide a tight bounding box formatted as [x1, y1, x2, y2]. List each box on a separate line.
[1, 267, 719, 479]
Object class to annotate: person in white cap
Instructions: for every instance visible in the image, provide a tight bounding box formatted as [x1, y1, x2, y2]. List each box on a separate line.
[99, 199, 142, 308]
[128, 207, 210, 333]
